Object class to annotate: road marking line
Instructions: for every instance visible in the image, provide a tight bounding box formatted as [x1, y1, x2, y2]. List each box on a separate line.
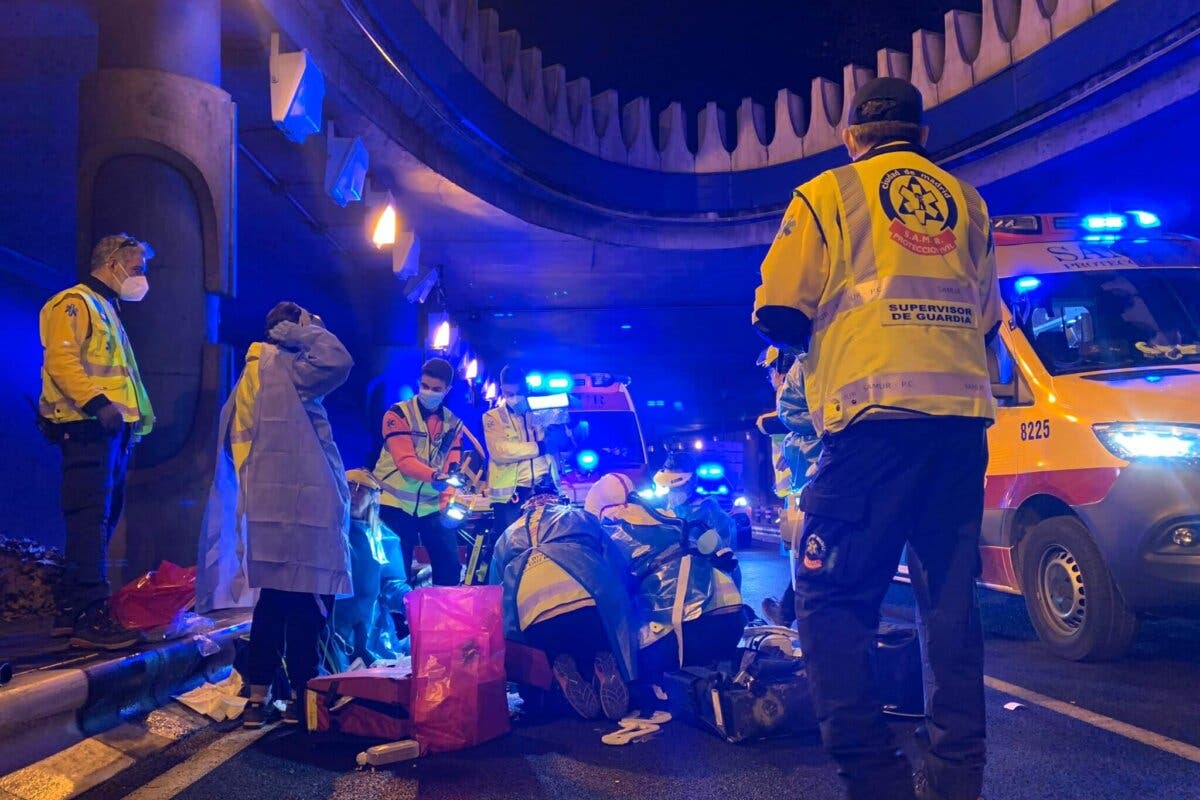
[119, 723, 276, 800]
[984, 675, 1200, 764]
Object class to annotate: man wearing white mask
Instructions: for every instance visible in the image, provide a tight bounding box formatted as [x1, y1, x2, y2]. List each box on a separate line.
[39, 234, 155, 650]
[484, 364, 571, 540]
[372, 358, 464, 586]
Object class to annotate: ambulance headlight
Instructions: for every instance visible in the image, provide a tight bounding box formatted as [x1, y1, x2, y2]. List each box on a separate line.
[1093, 423, 1200, 460]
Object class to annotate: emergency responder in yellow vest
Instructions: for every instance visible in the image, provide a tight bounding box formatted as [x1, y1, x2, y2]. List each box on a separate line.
[39, 233, 155, 650]
[372, 358, 465, 586]
[753, 78, 999, 800]
[754, 346, 798, 628]
[484, 365, 571, 539]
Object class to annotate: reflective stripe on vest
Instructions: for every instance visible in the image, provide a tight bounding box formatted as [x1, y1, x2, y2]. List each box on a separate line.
[810, 371, 995, 433]
[486, 405, 557, 501]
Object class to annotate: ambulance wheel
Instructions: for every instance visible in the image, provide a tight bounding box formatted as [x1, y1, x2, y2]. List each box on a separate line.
[1020, 517, 1138, 662]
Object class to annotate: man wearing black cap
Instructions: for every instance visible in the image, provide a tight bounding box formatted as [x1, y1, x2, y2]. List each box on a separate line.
[753, 78, 1000, 800]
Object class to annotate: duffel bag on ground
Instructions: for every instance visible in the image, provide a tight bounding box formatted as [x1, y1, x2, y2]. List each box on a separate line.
[306, 667, 412, 740]
[662, 655, 817, 743]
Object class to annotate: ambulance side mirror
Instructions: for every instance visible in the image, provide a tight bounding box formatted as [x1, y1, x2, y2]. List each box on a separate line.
[987, 337, 1027, 404]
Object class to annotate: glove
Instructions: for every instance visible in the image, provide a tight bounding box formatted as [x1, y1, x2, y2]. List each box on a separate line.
[97, 404, 125, 434]
[541, 424, 571, 454]
[430, 472, 451, 491]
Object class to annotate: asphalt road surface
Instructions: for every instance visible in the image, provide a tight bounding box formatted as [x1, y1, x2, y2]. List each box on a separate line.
[78, 547, 1200, 800]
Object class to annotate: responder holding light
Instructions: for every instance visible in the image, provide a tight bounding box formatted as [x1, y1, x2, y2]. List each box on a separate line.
[753, 77, 1000, 800]
[39, 234, 155, 650]
[372, 358, 465, 586]
[484, 365, 571, 539]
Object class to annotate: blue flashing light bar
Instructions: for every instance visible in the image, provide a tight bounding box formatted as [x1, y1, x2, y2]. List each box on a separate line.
[1014, 276, 1041, 294]
[1081, 214, 1126, 232]
[576, 450, 599, 471]
[546, 372, 572, 391]
[525, 372, 544, 390]
[696, 463, 725, 480]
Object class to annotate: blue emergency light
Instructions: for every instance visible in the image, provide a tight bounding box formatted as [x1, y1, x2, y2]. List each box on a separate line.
[547, 373, 572, 391]
[1129, 210, 1161, 228]
[526, 372, 545, 390]
[1014, 276, 1041, 294]
[576, 450, 599, 471]
[1082, 214, 1126, 232]
[696, 463, 725, 480]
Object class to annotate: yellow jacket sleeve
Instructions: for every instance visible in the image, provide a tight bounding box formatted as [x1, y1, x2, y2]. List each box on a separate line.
[753, 183, 832, 348]
[42, 293, 105, 409]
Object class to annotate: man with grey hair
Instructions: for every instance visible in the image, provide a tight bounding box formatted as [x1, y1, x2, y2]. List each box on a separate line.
[39, 233, 155, 649]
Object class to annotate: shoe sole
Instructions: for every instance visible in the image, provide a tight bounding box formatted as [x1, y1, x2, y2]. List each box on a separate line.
[242, 720, 265, 729]
[51, 627, 74, 638]
[68, 636, 139, 651]
[594, 652, 630, 721]
[552, 655, 601, 719]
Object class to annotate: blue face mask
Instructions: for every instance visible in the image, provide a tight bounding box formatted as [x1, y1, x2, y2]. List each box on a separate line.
[418, 389, 446, 410]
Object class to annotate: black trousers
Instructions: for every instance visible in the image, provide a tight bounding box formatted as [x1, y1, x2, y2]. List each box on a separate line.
[54, 422, 135, 613]
[638, 609, 745, 682]
[247, 589, 334, 694]
[522, 605, 607, 671]
[378, 505, 461, 586]
[794, 417, 988, 800]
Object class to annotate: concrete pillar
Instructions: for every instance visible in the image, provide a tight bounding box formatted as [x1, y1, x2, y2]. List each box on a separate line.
[78, 0, 235, 582]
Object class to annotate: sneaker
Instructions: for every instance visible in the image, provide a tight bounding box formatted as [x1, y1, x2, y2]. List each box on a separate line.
[594, 651, 630, 721]
[52, 609, 80, 638]
[282, 699, 302, 726]
[243, 700, 270, 729]
[69, 604, 139, 650]
[552, 654, 601, 719]
[760, 597, 787, 627]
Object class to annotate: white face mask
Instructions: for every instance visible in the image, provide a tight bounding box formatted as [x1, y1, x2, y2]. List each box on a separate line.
[418, 388, 446, 410]
[116, 264, 149, 302]
[668, 489, 690, 509]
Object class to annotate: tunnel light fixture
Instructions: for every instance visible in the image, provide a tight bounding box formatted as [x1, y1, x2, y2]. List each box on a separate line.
[324, 122, 368, 207]
[372, 201, 397, 249]
[693, 438, 704, 451]
[484, 382, 498, 401]
[270, 33, 325, 143]
[466, 358, 479, 381]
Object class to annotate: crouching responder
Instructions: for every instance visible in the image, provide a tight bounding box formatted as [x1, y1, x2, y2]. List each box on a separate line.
[490, 479, 636, 721]
[372, 358, 464, 587]
[39, 234, 155, 650]
[752, 77, 999, 800]
[586, 474, 744, 688]
[331, 469, 399, 670]
[652, 452, 738, 549]
[484, 365, 572, 539]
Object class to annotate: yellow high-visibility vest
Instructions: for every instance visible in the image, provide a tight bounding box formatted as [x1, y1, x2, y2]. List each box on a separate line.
[39, 282, 154, 436]
[756, 144, 1001, 436]
[372, 398, 462, 515]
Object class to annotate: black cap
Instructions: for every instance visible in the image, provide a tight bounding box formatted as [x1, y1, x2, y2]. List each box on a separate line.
[848, 78, 924, 126]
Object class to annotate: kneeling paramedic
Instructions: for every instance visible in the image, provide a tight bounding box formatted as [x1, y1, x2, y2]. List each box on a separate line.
[490, 480, 636, 721]
[753, 77, 999, 800]
[372, 358, 464, 586]
[586, 474, 744, 687]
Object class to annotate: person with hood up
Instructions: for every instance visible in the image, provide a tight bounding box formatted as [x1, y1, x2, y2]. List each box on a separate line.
[490, 480, 636, 721]
[586, 473, 744, 685]
[205, 301, 354, 729]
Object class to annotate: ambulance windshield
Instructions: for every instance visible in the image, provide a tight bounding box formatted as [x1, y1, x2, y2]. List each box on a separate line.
[1004, 268, 1200, 375]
